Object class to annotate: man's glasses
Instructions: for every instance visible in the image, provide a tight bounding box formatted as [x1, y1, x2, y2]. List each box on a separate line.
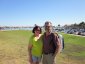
[45, 26, 52, 28]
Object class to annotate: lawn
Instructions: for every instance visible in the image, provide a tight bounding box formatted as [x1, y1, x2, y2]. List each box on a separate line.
[56, 33, 85, 64]
[0, 30, 32, 64]
[0, 30, 85, 64]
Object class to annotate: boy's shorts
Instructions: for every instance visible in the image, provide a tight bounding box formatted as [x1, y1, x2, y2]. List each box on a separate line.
[32, 56, 42, 62]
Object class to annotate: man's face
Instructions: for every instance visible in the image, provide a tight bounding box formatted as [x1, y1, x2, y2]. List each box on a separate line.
[45, 23, 52, 32]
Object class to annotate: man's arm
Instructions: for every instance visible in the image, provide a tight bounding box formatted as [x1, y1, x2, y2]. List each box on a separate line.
[54, 33, 61, 56]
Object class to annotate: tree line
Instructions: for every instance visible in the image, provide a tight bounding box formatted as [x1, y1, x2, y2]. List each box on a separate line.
[64, 21, 85, 29]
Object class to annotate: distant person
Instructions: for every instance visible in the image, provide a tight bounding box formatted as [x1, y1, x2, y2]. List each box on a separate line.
[28, 26, 43, 64]
[42, 21, 61, 64]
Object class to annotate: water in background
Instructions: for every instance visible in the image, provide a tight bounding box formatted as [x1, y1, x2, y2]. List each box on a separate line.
[1, 27, 33, 31]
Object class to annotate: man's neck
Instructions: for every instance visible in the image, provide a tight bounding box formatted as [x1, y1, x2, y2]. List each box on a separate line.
[45, 32, 51, 36]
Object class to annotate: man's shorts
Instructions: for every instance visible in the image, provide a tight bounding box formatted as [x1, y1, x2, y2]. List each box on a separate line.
[32, 56, 42, 62]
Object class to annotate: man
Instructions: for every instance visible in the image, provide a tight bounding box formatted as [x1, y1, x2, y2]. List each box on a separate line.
[42, 21, 60, 64]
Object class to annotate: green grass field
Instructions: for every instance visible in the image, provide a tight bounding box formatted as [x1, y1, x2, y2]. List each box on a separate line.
[57, 33, 85, 64]
[0, 30, 85, 64]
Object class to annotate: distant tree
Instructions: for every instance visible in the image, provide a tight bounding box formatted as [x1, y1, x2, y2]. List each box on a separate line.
[58, 24, 60, 27]
[79, 21, 85, 29]
[79, 21, 84, 26]
[74, 23, 77, 26]
[73, 23, 79, 29]
[34, 24, 38, 26]
[0, 27, 1, 30]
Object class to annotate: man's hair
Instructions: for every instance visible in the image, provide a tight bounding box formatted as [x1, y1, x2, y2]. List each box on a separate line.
[44, 21, 52, 26]
[32, 26, 42, 34]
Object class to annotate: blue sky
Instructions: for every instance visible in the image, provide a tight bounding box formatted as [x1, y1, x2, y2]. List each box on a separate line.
[0, 0, 85, 26]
